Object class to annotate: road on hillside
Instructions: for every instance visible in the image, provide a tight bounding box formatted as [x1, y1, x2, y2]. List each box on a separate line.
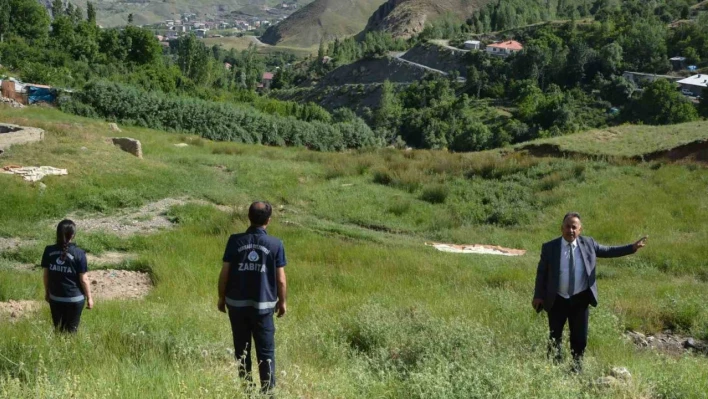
[429, 40, 471, 53]
[388, 52, 467, 83]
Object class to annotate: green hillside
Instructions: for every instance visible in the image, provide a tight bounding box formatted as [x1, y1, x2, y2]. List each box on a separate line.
[260, 0, 387, 47]
[364, 0, 493, 38]
[1, 106, 707, 397]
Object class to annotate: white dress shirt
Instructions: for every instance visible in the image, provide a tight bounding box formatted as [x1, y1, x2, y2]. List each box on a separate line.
[557, 238, 588, 298]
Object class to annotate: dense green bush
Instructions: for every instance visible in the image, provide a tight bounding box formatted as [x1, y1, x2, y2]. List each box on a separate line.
[59, 81, 380, 151]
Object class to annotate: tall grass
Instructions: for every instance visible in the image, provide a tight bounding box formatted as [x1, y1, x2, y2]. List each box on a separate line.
[0, 107, 707, 398]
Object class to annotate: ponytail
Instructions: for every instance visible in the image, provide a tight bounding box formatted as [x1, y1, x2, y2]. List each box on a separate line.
[56, 219, 76, 261]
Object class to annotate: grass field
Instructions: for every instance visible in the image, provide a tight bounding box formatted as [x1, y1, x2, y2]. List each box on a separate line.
[517, 121, 708, 158]
[202, 36, 316, 58]
[0, 107, 707, 398]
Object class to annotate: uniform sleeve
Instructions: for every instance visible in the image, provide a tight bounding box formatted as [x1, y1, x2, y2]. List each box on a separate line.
[222, 236, 235, 263]
[276, 243, 287, 268]
[77, 251, 88, 274]
[41, 247, 50, 269]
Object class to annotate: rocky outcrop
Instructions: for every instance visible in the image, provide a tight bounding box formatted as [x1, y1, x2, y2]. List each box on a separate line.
[626, 330, 708, 356]
[112, 137, 143, 159]
[363, 0, 492, 39]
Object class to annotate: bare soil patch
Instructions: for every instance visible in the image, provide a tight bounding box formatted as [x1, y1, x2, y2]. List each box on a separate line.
[0, 237, 35, 253]
[88, 269, 152, 300]
[0, 300, 41, 321]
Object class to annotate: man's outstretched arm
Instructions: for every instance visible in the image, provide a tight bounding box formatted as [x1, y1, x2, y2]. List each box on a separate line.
[595, 236, 648, 258]
[218, 262, 231, 313]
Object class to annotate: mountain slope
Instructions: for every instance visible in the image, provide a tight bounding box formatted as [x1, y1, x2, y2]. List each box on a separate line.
[66, 0, 313, 28]
[260, 0, 387, 47]
[364, 0, 491, 38]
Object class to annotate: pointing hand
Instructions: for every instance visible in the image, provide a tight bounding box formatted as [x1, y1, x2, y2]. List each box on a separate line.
[633, 236, 648, 251]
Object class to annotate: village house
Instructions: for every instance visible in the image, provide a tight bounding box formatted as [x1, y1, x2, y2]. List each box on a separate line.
[485, 40, 523, 57]
[262, 72, 274, 89]
[677, 74, 707, 97]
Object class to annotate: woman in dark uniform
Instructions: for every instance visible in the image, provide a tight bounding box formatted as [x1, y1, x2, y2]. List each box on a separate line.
[41, 219, 94, 333]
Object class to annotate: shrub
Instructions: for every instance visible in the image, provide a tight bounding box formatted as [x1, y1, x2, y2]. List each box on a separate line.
[420, 184, 449, 204]
[59, 81, 378, 151]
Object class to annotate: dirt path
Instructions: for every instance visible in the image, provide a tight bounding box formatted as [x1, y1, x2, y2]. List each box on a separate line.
[0, 269, 153, 321]
[68, 197, 232, 236]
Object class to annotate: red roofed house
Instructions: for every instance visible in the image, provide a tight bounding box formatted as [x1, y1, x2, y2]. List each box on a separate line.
[261, 72, 274, 90]
[485, 40, 523, 57]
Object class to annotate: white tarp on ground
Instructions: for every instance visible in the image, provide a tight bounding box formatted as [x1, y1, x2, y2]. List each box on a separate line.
[426, 242, 526, 256]
[2, 166, 68, 182]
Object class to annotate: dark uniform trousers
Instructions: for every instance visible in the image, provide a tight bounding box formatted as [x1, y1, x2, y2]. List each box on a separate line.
[49, 300, 85, 333]
[547, 289, 592, 361]
[228, 307, 276, 392]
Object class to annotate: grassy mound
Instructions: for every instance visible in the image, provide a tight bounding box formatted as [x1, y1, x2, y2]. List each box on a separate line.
[517, 121, 708, 159]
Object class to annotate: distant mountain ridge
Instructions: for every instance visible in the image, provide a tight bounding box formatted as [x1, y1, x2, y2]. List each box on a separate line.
[261, 0, 491, 48]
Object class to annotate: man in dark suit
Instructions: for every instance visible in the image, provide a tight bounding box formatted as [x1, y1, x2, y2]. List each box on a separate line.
[532, 212, 647, 370]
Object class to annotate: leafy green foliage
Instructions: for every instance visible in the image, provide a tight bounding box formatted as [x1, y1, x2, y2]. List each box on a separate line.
[4, 0, 50, 43]
[627, 79, 699, 125]
[59, 81, 379, 151]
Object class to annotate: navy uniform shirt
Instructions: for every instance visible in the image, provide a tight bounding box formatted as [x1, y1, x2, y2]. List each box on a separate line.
[41, 244, 88, 303]
[222, 227, 287, 314]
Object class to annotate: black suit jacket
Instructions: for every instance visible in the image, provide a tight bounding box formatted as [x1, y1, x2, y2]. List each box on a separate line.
[533, 236, 635, 312]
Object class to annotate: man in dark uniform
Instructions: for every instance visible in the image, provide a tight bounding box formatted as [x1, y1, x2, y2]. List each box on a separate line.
[218, 201, 287, 394]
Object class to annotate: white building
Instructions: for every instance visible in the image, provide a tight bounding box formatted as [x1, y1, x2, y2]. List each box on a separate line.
[464, 40, 480, 50]
[676, 74, 707, 97]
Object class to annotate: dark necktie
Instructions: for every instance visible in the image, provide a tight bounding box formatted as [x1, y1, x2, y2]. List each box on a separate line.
[568, 242, 575, 296]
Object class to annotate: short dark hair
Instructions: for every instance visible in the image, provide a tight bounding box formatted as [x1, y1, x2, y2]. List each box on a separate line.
[562, 212, 582, 224]
[249, 201, 272, 226]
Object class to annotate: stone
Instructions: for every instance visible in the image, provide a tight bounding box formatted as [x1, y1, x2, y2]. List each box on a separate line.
[596, 376, 620, 388]
[109, 123, 121, 132]
[39, 182, 47, 191]
[112, 137, 143, 159]
[174, 143, 189, 147]
[80, 146, 88, 151]
[610, 367, 632, 381]
[0, 124, 45, 154]
[684, 338, 697, 349]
